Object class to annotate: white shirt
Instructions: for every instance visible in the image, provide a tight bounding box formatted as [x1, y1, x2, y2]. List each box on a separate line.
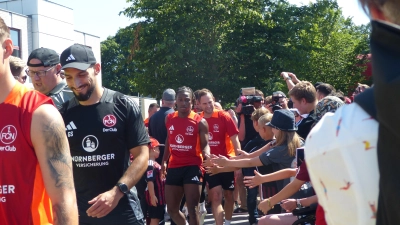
[305, 103, 379, 225]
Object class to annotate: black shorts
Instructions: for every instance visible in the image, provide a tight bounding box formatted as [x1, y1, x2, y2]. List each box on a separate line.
[205, 172, 235, 190]
[166, 165, 203, 186]
[148, 205, 165, 220]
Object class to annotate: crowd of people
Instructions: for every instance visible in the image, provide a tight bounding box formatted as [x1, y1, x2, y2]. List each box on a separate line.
[1, 0, 400, 224]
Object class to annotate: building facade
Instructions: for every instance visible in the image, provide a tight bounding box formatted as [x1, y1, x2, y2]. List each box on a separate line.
[0, 0, 101, 85]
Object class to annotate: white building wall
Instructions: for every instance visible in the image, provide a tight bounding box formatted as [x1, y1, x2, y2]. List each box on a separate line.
[74, 30, 102, 86]
[0, 0, 101, 84]
[0, 9, 29, 61]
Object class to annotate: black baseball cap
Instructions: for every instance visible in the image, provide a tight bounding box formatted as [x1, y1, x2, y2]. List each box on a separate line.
[273, 91, 287, 98]
[27, 47, 60, 67]
[60, 44, 97, 70]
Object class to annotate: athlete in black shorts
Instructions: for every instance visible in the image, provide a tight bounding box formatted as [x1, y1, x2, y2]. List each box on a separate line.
[196, 89, 240, 225]
[161, 86, 210, 225]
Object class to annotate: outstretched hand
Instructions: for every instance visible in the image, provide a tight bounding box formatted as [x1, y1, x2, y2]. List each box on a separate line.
[231, 150, 249, 160]
[244, 170, 263, 188]
[203, 154, 217, 168]
[211, 155, 229, 167]
[205, 165, 221, 176]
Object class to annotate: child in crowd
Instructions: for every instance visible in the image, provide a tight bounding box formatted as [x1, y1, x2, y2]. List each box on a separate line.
[146, 137, 166, 225]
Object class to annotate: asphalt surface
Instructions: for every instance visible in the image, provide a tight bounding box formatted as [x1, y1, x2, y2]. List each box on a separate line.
[165, 213, 250, 225]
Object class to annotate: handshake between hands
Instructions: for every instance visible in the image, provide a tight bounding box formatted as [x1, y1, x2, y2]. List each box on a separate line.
[202, 151, 264, 189]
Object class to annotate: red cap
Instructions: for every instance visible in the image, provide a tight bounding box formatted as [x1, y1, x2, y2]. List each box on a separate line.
[149, 137, 164, 148]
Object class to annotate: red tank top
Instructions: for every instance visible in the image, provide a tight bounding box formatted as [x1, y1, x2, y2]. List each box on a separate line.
[0, 83, 54, 225]
[201, 110, 238, 157]
[166, 111, 202, 168]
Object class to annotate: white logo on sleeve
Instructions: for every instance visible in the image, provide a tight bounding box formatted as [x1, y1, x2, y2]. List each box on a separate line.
[229, 184, 235, 189]
[82, 135, 99, 152]
[175, 134, 184, 144]
[0, 125, 17, 144]
[65, 54, 76, 61]
[192, 176, 199, 182]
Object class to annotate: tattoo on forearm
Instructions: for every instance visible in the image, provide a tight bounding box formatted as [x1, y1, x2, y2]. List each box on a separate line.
[42, 120, 74, 190]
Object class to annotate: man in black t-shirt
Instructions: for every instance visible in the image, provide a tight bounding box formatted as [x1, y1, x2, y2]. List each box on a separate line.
[139, 88, 175, 222]
[287, 82, 317, 139]
[59, 44, 149, 225]
[148, 88, 176, 165]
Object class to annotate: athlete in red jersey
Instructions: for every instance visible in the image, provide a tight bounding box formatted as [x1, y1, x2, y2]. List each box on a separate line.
[161, 86, 210, 225]
[0, 17, 78, 225]
[197, 89, 240, 225]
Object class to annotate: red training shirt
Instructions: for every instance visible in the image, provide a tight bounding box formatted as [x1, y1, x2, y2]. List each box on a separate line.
[0, 83, 54, 225]
[201, 110, 238, 157]
[166, 111, 203, 168]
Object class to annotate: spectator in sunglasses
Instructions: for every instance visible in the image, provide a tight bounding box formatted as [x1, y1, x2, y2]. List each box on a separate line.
[9, 56, 27, 84]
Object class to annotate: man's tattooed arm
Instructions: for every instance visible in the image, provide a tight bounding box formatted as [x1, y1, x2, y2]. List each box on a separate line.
[42, 118, 74, 189]
[31, 104, 78, 225]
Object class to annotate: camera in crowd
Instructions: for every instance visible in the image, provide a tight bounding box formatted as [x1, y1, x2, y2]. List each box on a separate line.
[237, 87, 263, 115]
[271, 91, 286, 112]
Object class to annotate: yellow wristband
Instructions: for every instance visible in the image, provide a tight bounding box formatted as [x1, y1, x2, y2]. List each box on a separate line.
[267, 198, 274, 209]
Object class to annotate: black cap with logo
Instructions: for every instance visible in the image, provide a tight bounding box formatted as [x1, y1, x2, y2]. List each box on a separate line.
[60, 44, 96, 70]
[27, 47, 60, 67]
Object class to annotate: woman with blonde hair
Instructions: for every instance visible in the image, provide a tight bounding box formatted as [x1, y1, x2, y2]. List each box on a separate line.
[212, 109, 302, 194]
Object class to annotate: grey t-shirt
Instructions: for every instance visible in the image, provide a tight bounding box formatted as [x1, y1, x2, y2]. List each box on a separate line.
[259, 144, 295, 191]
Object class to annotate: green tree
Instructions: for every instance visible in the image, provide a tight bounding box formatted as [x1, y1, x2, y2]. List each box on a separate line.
[101, 25, 138, 95]
[117, 0, 370, 103]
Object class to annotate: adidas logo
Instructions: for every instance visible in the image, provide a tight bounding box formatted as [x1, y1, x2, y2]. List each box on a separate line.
[169, 125, 174, 131]
[229, 184, 234, 189]
[65, 121, 77, 131]
[191, 176, 199, 182]
[65, 54, 76, 61]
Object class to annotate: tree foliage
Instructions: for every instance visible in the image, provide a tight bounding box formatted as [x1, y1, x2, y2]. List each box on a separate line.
[103, 0, 370, 102]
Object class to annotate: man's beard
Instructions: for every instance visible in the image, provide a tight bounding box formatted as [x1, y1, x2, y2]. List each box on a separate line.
[73, 84, 96, 102]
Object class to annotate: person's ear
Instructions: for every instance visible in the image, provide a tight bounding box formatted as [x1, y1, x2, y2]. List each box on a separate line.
[56, 64, 62, 73]
[369, 4, 386, 21]
[3, 38, 13, 58]
[93, 63, 101, 75]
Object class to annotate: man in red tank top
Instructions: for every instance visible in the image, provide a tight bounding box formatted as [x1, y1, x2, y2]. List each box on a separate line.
[0, 17, 78, 225]
[161, 86, 210, 225]
[196, 89, 240, 225]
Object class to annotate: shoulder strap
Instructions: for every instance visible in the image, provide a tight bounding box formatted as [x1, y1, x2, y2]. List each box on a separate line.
[354, 87, 377, 118]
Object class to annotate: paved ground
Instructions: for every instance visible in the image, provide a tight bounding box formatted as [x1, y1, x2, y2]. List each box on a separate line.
[166, 213, 249, 225]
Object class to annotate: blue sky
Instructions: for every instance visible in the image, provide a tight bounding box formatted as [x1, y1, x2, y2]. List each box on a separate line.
[53, 0, 369, 42]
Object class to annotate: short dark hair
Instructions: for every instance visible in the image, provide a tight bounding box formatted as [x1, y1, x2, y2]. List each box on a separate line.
[196, 88, 214, 101]
[177, 86, 194, 103]
[316, 83, 335, 97]
[148, 103, 159, 110]
[334, 90, 345, 101]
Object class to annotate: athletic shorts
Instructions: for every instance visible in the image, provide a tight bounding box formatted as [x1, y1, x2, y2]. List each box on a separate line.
[166, 165, 203, 186]
[205, 172, 235, 190]
[148, 205, 165, 220]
